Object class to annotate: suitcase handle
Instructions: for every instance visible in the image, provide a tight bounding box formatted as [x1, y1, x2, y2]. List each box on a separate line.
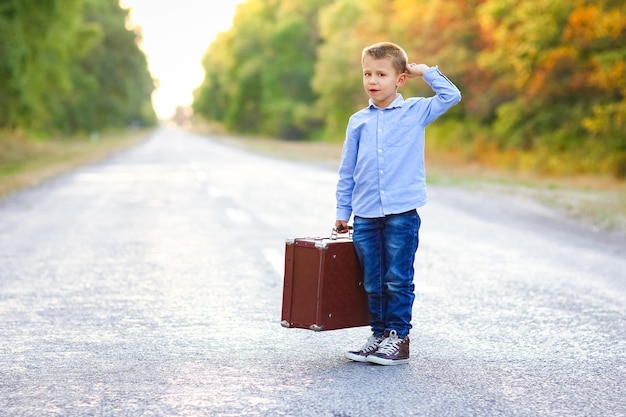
[330, 226, 353, 240]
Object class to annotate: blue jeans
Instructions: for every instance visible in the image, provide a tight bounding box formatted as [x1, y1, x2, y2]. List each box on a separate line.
[353, 210, 420, 338]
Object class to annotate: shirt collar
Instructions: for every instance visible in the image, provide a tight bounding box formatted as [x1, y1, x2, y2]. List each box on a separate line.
[368, 93, 405, 110]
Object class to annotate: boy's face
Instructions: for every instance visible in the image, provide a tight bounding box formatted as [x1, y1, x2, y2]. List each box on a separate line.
[362, 55, 407, 109]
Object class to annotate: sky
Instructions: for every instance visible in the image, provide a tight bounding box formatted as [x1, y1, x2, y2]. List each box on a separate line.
[119, 0, 245, 119]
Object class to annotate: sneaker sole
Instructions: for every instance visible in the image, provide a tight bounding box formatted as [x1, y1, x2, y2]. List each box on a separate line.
[345, 352, 369, 362]
[366, 355, 410, 366]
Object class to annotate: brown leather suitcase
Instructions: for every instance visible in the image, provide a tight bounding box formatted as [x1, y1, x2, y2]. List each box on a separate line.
[281, 236, 369, 331]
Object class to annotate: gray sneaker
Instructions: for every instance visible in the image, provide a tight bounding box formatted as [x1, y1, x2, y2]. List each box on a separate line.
[345, 335, 384, 362]
[366, 330, 410, 365]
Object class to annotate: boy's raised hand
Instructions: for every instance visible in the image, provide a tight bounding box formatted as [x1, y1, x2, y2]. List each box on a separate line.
[406, 63, 430, 78]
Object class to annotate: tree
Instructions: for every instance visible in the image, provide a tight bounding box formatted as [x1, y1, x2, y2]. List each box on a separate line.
[568, 3, 626, 175]
[312, 0, 390, 140]
[192, 0, 626, 176]
[391, 0, 489, 120]
[0, 0, 156, 136]
[0, 0, 83, 133]
[61, 0, 156, 132]
[194, 0, 331, 139]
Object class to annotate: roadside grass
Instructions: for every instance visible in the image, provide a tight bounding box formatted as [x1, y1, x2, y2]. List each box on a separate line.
[425, 156, 626, 232]
[0, 128, 154, 198]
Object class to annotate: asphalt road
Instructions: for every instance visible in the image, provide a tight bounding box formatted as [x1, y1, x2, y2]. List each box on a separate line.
[0, 128, 624, 417]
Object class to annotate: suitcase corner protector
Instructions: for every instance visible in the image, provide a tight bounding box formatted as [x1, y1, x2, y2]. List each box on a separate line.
[286, 238, 295, 245]
[310, 324, 324, 332]
[280, 320, 291, 328]
[314, 241, 328, 250]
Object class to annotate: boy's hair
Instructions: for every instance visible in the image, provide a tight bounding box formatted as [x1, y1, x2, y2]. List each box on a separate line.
[362, 42, 408, 75]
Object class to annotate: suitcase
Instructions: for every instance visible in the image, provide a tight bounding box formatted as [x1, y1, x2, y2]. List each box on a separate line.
[281, 235, 370, 331]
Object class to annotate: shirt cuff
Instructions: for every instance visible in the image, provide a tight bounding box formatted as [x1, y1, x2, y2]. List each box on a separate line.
[336, 208, 352, 222]
[422, 65, 440, 82]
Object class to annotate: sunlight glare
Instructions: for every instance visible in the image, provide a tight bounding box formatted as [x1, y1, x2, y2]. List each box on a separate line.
[119, 0, 245, 119]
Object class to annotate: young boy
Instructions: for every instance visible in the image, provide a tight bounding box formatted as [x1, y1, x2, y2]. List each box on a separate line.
[334, 42, 461, 365]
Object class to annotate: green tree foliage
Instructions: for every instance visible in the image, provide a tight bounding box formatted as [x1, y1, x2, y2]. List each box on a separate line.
[0, 0, 83, 133]
[313, 0, 390, 139]
[478, 0, 626, 174]
[60, 0, 156, 132]
[569, 2, 626, 175]
[0, 0, 155, 136]
[194, 0, 332, 139]
[195, 0, 625, 176]
[392, 0, 493, 120]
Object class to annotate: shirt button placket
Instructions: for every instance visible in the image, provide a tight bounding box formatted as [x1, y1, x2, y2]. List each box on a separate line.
[377, 110, 386, 211]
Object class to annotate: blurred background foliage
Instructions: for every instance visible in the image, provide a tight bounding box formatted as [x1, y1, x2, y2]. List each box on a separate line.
[0, 0, 156, 137]
[0, 0, 623, 179]
[194, 0, 626, 178]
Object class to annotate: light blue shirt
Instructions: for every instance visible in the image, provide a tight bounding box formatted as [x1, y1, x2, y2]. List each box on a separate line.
[336, 66, 461, 220]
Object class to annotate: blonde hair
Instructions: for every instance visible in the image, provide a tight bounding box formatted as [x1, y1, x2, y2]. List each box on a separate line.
[362, 42, 408, 75]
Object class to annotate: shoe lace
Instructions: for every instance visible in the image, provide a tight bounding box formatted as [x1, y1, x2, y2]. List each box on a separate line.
[376, 331, 402, 355]
[361, 335, 382, 353]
